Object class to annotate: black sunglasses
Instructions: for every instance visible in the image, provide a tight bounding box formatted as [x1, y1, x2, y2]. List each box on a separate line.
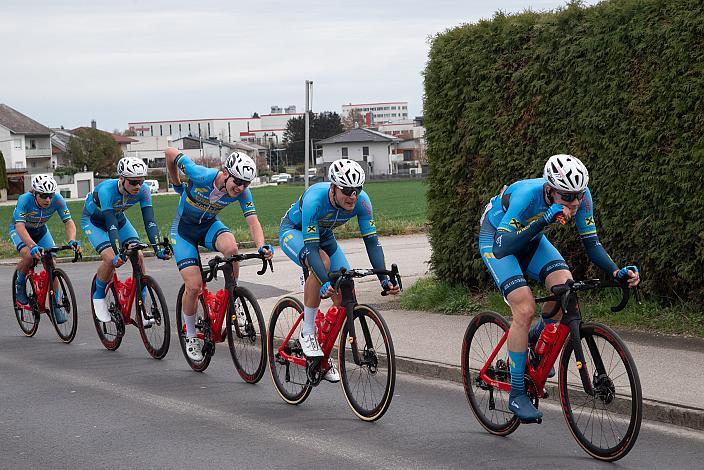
[37, 192, 54, 200]
[339, 186, 362, 197]
[126, 179, 144, 187]
[555, 190, 585, 202]
[231, 176, 250, 188]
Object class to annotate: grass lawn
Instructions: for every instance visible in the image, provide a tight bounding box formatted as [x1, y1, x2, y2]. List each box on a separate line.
[0, 180, 427, 258]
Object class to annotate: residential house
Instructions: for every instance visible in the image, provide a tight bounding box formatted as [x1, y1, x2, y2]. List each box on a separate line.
[0, 104, 54, 173]
[317, 128, 400, 176]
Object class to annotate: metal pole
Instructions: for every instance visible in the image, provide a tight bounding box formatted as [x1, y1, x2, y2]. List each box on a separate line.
[304, 80, 312, 189]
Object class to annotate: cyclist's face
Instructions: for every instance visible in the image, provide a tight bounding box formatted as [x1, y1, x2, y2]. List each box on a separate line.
[335, 186, 358, 210]
[121, 177, 144, 195]
[34, 192, 53, 208]
[552, 190, 581, 213]
[224, 174, 246, 197]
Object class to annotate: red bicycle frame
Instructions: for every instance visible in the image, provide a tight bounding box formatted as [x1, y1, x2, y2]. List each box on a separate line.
[276, 305, 347, 368]
[108, 274, 138, 325]
[19, 269, 50, 313]
[479, 322, 572, 398]
[192, 285, 230, 343]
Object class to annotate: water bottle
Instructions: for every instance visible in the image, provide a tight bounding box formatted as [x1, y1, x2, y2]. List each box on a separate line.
[322, 306, 341, 337]
[215, 289, 228, 314]
[123, 277, 134, 299]
[534, 323, 558, 356]
[36, 270, 48, 292]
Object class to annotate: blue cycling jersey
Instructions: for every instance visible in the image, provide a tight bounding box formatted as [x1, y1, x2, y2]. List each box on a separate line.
[11, 192, 72, 230]
[280, 182, 386, 283]
[174, 153, 256, 224]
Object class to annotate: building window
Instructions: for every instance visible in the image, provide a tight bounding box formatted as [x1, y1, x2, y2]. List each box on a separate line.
[179, 124, 182, 135]
[160, 125, 163, 136]
[362, 146, 369, 156]
[207, 123, 211, 137]
[198, 123, 202, 137]
[169, 124, 172, 135]
[341, 147, 348, 157]
[228, 122, 231, 141]
[150, 126, 154, 136]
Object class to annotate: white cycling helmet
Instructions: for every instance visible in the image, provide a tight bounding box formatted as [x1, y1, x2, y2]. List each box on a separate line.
[224, 152, 256, 181]
[117, 157, 148, 178]
[31, 174, 58, 194]
[328, 159, 365, 188]
[543, 154, 589, 192]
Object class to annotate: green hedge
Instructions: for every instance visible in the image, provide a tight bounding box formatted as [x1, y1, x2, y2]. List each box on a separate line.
[424, 0, 704, 302]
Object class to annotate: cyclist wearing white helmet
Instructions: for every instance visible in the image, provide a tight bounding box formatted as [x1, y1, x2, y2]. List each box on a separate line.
[165, 147, 272, 362]
[279, 158, 399, 381]
[478, 154, 640, 421]
[10, 174, 81, 322]
[82, 157, 170, 322]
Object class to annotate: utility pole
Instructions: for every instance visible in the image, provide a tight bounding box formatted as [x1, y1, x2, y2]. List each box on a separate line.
[304, 80, 313, 189]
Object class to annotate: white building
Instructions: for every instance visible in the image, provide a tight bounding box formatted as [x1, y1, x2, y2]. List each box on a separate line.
[0, 104, 55, 173]
[127, 105, 302, 146]
[341, 101, 409, 125]
[317, 128, 400, 176]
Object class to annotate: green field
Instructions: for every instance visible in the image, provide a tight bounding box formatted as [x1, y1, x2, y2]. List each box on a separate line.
[0, 180, 427, 258]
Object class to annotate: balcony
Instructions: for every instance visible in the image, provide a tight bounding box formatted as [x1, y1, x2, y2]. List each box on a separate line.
[25, 148, 52, 158]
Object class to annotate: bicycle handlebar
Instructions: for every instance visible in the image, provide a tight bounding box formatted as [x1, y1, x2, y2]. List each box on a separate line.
[42, 245, 82, 263]
[535, 278, 641, 313]
[203, 252, 273, 283]
[119, 237, 172, 259]
[328, 263, 403, 295]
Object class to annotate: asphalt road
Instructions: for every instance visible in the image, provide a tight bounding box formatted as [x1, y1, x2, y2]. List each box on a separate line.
[1, 255, 703, 469]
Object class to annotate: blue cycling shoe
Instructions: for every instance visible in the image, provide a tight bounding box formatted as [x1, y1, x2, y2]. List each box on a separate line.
[15, 283, 29, 306]
[508, 393, 543, 422]
[52, 305, 67, 324]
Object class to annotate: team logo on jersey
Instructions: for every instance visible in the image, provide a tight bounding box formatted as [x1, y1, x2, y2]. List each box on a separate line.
[19, 212, 26, 218]
[369, 219, 376, 227]
[585, 216, 595, 226]
[63, 209, 70, 215]
[306, 225, 317, 233]
[509, 218, 522, 229]
[245, 202, 253, 208]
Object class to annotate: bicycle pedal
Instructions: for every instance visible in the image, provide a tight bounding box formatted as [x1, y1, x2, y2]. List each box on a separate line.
[519, 417, 543, 425]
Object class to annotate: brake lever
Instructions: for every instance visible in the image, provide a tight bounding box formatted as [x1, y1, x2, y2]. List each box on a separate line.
[610, 282, 630, 313]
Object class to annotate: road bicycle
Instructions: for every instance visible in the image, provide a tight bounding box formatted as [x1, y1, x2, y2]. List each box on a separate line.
[90, 238, 172, 359]
[268, 265, 402, 421]
[12, 245, 81, 343]
[461, 277, 642, 462]
[175, 252, 272, 383]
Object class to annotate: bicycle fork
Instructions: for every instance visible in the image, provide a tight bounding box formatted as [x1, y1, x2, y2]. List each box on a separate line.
[563, 293, 599, 397]
[339, 278, 375, 369]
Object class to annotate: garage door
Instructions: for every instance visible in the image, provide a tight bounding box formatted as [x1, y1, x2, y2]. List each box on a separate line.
[77, 180, 91, 198]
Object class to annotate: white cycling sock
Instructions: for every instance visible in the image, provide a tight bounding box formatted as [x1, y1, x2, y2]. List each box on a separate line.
[183, 312, 196, 338]
[302, 305, 318, 337]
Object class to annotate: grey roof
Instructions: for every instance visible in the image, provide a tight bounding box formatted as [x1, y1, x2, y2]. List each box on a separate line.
[172, 135, 238, 150]
[51, 128, 74, 152]
[318, 127, 399, 145]
[0, 104, 51, 135]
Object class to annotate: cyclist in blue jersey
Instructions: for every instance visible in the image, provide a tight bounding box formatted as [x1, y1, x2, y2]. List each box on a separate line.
[82, 157, 170, 322]
[479, 154, 640, 421]
[10, 174, 81, 322]
[279, 159, 400, 382]
[165, 147, 273, 362]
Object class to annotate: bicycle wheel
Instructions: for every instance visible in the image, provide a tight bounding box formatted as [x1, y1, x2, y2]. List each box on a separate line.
[268, 296, 312, 405]
[135, 275, 170, 359]
[49, 269, 78, 343]
[12, 270, 39, 337]
[175, 284, 212, 372]
[227, 286, 266, 383]
[461, 311, 521, 436]
[559, 322, 642, 462]
[90, 275, 123, 351]
[338, 304, 396, 422]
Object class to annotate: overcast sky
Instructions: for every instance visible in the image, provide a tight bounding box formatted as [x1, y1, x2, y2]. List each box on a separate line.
[1, 0, 599, 132]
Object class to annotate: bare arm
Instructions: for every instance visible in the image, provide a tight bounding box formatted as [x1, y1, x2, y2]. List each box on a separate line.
[245, 215, 266, 251]
[165, 147, 182, 186]
[63, 219, 77, 242]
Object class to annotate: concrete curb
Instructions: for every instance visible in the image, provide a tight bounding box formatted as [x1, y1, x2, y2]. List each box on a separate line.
[394, 355, 704, 431]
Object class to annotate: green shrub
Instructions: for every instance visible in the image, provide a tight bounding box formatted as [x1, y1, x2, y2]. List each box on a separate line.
[424, 0, 704, 303]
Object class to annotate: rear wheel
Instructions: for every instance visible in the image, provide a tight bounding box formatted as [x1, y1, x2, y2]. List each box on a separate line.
[135, 276, 170, 359]
[175, 284, 212, 372]
[559, 322, 642, 462]
[90, 275, 123, 351]
[227, 286, 266, 383]
[339, 304, 396, 422]
[268, 296, 312, 405]
[461, 311, 520, 436]
[12, 270, 39, 337]
[49, 269, 78, 343]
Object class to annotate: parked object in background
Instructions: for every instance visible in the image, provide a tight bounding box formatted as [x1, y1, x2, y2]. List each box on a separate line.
[272, 173, 292, 184]
[145, 179, 159, 193]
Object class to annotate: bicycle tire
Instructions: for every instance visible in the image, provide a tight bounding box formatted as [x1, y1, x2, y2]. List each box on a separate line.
[49, 268, 78, 343]
[559, 322, 642, 462]
[267, 296, 312, 405]
[175, 284, 212, 372]
[12, 270, 39, 337]
[461, 311, 521, 436]
[90, 275, 123, 351]
[338, 304, 396, 422]
[227, 286, 267, 383]
[135, 275, 170, 359]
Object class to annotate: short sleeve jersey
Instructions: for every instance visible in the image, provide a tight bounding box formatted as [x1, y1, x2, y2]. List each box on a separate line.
[83, 179, 152, 223]
[12, 192, 72, 230]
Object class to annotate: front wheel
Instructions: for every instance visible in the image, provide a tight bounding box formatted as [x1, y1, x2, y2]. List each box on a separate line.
[268, 296, 312, 405]
[49, 269, 78, 343]
[461, 311, 520, 436]
[135, 276, 170, 359]
[12, 270, 39, 337]
[175, 284, 212, 372]
[227, 286, 266, 383]
[90, 275, 123, 351]
[559, 322, 642, 462]
[338, 304, 396, 422]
